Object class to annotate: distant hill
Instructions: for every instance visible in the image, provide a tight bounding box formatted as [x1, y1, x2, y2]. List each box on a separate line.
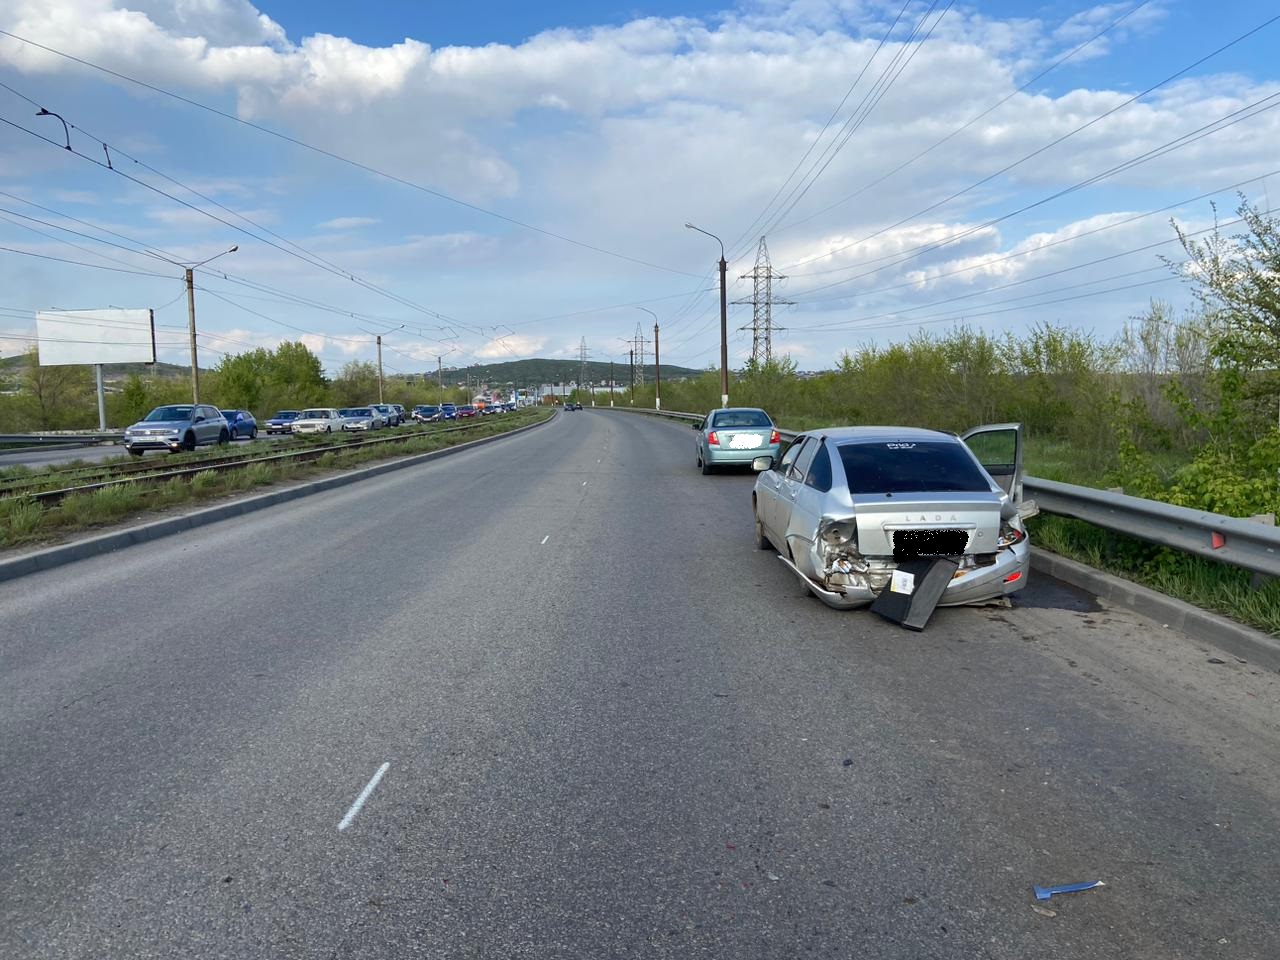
[435, 357, 707, 386]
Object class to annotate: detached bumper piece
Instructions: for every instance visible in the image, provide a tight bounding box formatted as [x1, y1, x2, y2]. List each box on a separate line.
[869, 557, 959, 631]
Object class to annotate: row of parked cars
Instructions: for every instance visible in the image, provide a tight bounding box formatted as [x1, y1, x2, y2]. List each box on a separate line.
[264, 403, 411, 434]
[409, 402, 521, 422]
[123, 402, 416, 454]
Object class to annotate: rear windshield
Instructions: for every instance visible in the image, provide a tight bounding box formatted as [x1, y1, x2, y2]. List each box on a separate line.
[837, 441, 992, 494]
[711, 410, 772, 428]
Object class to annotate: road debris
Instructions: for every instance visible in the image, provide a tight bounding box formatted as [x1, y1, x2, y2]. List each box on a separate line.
[1207, 657, 1227, 664]
[1034, 880, 1106, 901]
[1031, 905, 1058, 918]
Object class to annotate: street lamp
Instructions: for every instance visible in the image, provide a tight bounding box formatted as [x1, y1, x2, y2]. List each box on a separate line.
[183, 245, 238, 403]
[684, 223, 728, 408]
[637, 306, 660, 411]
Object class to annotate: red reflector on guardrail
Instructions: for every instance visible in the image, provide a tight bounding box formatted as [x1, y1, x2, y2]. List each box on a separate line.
[1212, 532, 1226, 549]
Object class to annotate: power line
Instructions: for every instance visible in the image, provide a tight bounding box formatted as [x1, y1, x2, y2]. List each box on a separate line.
[781, 11, 1280, 272]
[784, 90, 1280, 298]
[773, 0, 1158, 236]
[0, 36, 701, 279]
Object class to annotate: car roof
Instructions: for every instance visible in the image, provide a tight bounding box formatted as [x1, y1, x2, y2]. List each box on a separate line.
[802, 425, 958, 443]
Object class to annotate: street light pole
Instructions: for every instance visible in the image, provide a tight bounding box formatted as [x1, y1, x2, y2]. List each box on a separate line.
[685, 223, 729, 408]
[182, 245, 238, 403]
[637, 307, 660, 411]
[376, 335, 384, 403]
[610, 360, 615, 407]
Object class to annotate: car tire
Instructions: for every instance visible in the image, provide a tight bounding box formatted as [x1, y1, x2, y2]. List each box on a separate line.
[229, 427, 239, 440]
[249, 428, 257, 440]
[754, 508, 772, 551]
[217, 429, 229, 445]
[182, 432, 196, 452]
[701, 456, 713, 475]
[325, 425, 332, 433]
[127, 448, 143, 457]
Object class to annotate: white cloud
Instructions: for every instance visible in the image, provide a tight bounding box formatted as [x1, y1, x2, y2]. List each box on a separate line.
[475, 334, 546, 359]
[317, 216, 379, 230]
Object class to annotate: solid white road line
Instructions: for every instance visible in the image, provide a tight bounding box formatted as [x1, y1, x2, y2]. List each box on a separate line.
[541, 535, 550, 545]
[338, 762, 390, 832]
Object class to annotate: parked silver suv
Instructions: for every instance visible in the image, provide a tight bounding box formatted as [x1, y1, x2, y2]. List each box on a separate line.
[123, 404, 230, 455]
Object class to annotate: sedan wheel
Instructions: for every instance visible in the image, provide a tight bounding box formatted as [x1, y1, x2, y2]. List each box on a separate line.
[217, 429, 229, 445]
[754, 509, 772, 551]
[701, 456, 713, 475]
[249, 428, 257, 440]
[229, 427, 239, 440]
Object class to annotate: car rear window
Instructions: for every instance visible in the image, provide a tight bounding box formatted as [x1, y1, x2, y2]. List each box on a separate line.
[711, 410, 771, 428]
[837, 441, 991, 494]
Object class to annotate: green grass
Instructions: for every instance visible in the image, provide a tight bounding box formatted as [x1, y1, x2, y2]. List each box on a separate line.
[1030, 514, 1280, 637]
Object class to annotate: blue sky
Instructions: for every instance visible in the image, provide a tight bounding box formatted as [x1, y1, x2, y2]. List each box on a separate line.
[1, 1, 1278, 378]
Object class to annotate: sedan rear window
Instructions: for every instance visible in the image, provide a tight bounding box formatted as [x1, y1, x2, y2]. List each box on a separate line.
[837, 441, 991, 494]
[711, 410, 771, 428]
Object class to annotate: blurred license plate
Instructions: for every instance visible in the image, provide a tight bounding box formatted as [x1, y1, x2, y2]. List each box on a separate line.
[893, 529, 967, 560]
[729, 434, 762, 449]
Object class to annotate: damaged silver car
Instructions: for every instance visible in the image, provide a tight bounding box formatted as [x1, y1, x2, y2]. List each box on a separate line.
[751, 424, 1038, 609]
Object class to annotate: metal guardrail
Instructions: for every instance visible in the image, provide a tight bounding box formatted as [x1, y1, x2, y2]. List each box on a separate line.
[603, 405, 1280, 578]
[0, 432, 124, 447]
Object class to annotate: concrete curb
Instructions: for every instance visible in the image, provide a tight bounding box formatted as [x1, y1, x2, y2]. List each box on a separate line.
[0, 414, 554, 584]
[1031, 546, 1280, 672]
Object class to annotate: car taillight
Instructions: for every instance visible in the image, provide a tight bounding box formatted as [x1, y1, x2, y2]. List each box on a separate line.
[707, 431, 719, 445]
[770, 429, 780, 444]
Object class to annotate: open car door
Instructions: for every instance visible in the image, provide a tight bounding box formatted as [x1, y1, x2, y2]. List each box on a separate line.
[960, 422, 1038, 519]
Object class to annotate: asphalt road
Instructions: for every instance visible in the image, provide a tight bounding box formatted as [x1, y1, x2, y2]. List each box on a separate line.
[2, 409, 1277, 959]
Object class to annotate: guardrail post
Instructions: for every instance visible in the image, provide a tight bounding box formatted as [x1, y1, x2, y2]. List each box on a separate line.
[1248, 513, 1275, 590]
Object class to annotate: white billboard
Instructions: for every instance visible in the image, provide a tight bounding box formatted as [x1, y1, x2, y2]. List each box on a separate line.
[35, 308, 157, 366]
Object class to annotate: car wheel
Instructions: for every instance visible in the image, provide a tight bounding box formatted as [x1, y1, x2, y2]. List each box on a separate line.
[325, 425, 332, 433]
[229, 427, 239, 440]
[217, 429, 229, 445]
[182, 432, 196, 452]
[127, 448, 143, 457]
[754, 508, 772, 551]
[701, 456, 713, 475]
[249, 428, 257, 440]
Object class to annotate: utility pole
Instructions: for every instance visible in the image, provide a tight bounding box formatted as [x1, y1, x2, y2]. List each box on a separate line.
[376, 335, 385, 403]
[437, 356, 444, 405]
[185, 267, 199, 403]
[610, 360, 615, 407]
[653, 322, 661, 411]
[629, 349, 635, 405]
[579, 337, 588, 405]
[181, 244, 237, 404]
[685, 223, 729, 407]
[734, 236, 792, 364]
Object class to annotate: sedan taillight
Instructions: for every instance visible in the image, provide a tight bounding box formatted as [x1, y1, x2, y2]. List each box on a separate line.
[770, 429, 780, 444]
[707, 431, 719, 445]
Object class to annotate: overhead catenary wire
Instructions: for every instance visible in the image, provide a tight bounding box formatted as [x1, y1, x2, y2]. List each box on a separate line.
[780, 10, 1280, 272]
[0, 39, 700, 280]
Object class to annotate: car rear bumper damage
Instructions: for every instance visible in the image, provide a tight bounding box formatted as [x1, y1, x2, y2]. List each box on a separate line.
[782, 540, 1030, 610]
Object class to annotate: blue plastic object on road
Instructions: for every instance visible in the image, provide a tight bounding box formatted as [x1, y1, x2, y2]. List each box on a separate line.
[1034, 880, 1106, 901]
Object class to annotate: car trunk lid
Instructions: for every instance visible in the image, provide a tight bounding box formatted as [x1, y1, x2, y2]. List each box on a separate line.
[850, 492, 1003, 558]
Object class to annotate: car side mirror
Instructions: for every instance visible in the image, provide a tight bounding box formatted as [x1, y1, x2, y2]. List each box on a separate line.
[692, 421, 702, 430]
[194, 415, 204, 423]
[751, 455, 774, 472]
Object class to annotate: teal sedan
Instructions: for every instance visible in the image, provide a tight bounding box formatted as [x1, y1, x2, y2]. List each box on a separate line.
[692, 407, 781, 475]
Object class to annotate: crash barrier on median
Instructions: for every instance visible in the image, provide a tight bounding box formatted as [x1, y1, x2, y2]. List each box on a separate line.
[603, 405, 1280, 579]
[0, 432, 124, 447]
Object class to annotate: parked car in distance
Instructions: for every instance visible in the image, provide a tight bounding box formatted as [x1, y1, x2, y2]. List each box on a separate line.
[123, 404, 230, 455]
[370, 403, 399, 427]
[390, 403, 407, 425]
[440, 403, 458, 421]
[457, 405, 477, 418]
[220, 409, 258, 440]
[264, 410, 301, 435]
[751, 423, 1037, 611]
[412, 405, 442, 423]
[292, 408, 344, 434]
[339, 407, 384, 431]
[694, 407, 780, 474]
